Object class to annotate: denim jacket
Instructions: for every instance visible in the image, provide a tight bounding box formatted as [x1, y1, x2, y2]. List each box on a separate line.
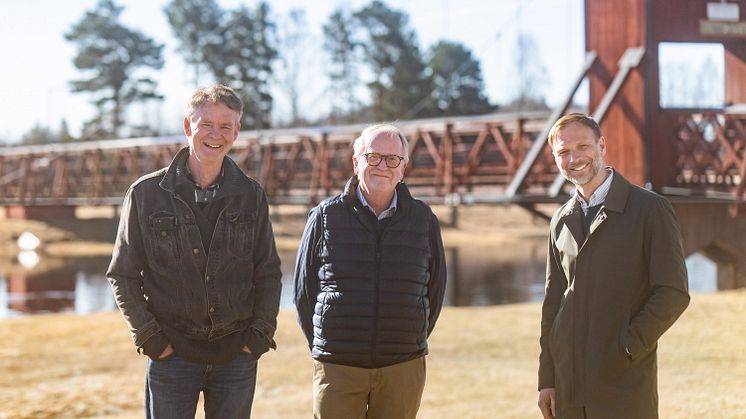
[107, 147, 282, 363]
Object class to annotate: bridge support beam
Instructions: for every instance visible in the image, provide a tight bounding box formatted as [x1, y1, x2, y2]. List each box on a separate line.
[673, 203, 746, 289]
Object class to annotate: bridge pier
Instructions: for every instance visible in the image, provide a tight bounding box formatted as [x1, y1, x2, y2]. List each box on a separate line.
[4, 205, 76, 220]
[673, 203, 746, 289]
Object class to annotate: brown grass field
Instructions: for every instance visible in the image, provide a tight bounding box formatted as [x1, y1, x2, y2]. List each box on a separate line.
[0, 290, 744, 419]
[1, 206, 745, 418]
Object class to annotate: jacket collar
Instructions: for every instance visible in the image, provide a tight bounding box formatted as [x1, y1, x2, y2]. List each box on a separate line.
[556, 169, 632, 247]
[342, 176, 413, 208]
[342, 176, 413, 232]
[159, 146, 254, 197]
[559, 169, 630, 218]
[600, 169, 630, 214]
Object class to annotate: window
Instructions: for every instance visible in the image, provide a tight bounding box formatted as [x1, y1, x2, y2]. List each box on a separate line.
[659, 42, 724, 109]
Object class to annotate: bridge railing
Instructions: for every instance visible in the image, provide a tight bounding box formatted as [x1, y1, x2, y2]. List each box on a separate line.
[0, 112, 560, 206]
[662, 108, 746, 203]
[5, 108, 744, 207]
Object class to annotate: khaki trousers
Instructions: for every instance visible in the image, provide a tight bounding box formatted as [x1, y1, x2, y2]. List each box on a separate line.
[312, 357, 426, 419]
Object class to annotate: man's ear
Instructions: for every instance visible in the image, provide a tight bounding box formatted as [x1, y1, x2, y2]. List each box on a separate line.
[233, 121, 241, 142]
[352, 154, 359, 175]
[598, 136, 607, 156]
[183, 117, 191, 136]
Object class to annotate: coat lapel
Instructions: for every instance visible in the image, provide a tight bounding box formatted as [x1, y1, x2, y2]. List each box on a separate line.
[586, 170, 631, 239]
[588, 208, 607, 237]
[558, 199, 585, 249]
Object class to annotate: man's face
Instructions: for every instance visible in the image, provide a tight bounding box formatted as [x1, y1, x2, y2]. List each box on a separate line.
[184, 102, 240, 167]
[551, 122, 606, 186]
[353, 132, 407, 198]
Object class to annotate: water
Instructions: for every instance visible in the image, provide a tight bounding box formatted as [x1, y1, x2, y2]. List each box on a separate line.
[0, 239, 550, 318]
[0, 255, 116, 318]
[0, 239, 721, 318]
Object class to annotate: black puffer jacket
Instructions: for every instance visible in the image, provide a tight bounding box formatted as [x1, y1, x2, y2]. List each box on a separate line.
[294, 177, 447, 368]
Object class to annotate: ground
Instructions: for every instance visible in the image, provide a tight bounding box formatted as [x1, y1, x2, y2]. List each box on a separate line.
[0, 291, 745, 418]
[1, 205, 744, 417]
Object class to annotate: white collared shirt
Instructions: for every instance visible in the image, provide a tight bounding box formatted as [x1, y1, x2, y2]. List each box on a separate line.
[356, 186, 398, 220]
[575, 167, 614, 215]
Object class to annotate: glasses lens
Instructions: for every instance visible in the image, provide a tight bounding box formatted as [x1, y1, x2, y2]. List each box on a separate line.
[363, 153, 402, 168]
[385, 156, 401, 168]
[365, 153, 382, 166]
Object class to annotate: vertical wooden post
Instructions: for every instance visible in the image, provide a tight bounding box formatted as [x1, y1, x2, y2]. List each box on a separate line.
[260, 143, 274, 193]
[444, 123, 454, 194]
[19, 156, 32, 203]
[320, 134, 330, 197]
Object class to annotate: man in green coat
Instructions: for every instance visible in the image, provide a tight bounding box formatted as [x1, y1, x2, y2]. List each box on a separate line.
[537, 113, 690, 419]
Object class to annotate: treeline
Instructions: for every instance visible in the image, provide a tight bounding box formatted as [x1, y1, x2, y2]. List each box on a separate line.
[16, 0, 548, 145]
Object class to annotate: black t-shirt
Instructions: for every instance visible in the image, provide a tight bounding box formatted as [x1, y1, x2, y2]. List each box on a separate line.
[174, 155, 228, 257]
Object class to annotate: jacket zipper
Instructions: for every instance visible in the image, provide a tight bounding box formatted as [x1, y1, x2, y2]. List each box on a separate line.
[371, 233, 381, 368]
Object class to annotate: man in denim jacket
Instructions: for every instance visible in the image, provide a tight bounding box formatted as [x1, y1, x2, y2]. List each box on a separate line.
[107, 84, 282, 418]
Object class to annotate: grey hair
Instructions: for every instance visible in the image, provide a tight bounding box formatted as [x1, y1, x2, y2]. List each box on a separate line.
[352, 123, 409, 162]
[186, 84, 243, 122]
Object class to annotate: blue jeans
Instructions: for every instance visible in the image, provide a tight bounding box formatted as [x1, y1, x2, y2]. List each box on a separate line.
[145, 353, 257, 419]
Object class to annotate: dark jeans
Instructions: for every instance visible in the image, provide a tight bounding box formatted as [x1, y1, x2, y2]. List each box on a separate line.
[145, 353, 257, 419]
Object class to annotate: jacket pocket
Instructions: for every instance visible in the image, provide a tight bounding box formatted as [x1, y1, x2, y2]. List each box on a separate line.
[226, 210, 257, 260]
[230, 280, 256, 318]
[147, 212, 182, 275]
[618, 317, 634, 369]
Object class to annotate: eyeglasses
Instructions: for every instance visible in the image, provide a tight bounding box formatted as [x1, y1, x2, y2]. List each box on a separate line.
[361, 153, 405, 168]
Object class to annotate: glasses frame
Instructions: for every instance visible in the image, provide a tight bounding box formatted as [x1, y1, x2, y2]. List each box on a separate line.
[361, 152, 405, 168]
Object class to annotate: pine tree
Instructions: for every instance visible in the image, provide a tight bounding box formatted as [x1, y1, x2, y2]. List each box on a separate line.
[354, 1, 435, 120]
[323, 9, 361, 121]
[164, 1, 278, 129]
[66, 0, 164, 139]
[428, 41, 493, 116]
[218, 3, 278, 129]
[21, 124, 56, 145]
[163, 0, 224, 86]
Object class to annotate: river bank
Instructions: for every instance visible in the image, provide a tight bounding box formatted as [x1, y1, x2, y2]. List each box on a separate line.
[1, 290, 745, 418]
[0, 204, 552, 256]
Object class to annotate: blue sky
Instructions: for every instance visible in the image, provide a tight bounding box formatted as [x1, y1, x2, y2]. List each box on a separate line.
[0, 0, 587, 141]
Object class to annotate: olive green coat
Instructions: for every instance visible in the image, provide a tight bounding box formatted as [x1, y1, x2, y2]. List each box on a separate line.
[538, 171, 690, 419]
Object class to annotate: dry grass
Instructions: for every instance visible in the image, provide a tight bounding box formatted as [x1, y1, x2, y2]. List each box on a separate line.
[0, 206, 742, 417]
[0, 290, 744, 419]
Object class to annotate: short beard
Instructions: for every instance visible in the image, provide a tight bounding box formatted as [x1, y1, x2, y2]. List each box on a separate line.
[561, 156, 604, 186]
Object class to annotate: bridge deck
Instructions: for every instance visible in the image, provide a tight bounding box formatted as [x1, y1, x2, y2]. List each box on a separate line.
[1, 110, 745, 207]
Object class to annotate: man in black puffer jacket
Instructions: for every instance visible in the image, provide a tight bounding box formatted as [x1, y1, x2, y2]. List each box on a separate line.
[294, 123, 447, 419]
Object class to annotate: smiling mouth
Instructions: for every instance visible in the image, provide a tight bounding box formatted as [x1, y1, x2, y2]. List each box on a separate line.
[569, 162, 589, 172]
[204, 142, 222, 149]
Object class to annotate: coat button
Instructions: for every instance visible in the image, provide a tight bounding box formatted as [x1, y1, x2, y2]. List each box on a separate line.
[209, 307, 215, 313]
[160, 231, 167, 237]
[193, 248, 200, 254]
[205, 275, 211, 282]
